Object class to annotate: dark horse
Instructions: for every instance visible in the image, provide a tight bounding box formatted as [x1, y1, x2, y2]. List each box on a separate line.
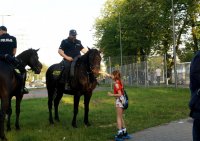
[0, 48, 42, 140]
[46, 48, 101, 128]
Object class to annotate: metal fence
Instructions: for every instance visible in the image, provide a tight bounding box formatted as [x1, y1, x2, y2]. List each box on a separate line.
[100, 56, 191, 87]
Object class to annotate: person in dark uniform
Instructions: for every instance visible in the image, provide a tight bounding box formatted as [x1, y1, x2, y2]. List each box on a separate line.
[189, 50, 200, 141]
[0, 25, 28, 94]
[58, 29, 88, 89]
[0, 26, 17, 57]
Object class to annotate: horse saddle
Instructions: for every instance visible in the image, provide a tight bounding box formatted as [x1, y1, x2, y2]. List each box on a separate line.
[52, 56, 79, 80]
[0, 55, 22, 75]
[52, 64, 63, 80]
[70, 56, 80, 78]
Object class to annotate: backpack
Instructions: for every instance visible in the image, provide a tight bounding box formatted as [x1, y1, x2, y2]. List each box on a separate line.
[122, 89, 129, 110]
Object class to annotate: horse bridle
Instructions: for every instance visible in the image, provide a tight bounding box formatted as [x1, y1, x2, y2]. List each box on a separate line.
[17, 56, 41, 73]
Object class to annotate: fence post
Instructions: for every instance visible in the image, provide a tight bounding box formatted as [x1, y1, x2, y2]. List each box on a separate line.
[109, 56, 112, 90]
[145, 55, 148, 87]
[164, 53, 168, 86]
[136, 63, 138, 86]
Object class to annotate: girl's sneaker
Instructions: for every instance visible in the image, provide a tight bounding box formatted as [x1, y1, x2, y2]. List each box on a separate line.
[115, 133, 124, 141]
[115, 136, 124, 141]
[123, 132, 133, 139]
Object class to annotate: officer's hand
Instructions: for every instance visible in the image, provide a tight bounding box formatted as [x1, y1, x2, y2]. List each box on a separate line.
[66, 56, 73, 62]
[5, 54, 14, 63]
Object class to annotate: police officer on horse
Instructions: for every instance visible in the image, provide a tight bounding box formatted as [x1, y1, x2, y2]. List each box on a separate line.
[58, 29, 88, 90]
[0, 25, 28, 94]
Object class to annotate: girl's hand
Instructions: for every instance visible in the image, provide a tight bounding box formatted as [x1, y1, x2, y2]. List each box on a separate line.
[105, 73, 111, 77]
[107, 92, 113, 96]
[99, 71, 112, 78]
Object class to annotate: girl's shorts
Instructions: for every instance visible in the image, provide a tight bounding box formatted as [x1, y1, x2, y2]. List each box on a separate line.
[115, 96, 124, 108]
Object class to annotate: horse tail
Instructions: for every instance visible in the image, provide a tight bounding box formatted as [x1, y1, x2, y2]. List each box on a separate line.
[0, 73, 9, 112]
[0, 77, 6, 98]
[46, 64, 59, 92]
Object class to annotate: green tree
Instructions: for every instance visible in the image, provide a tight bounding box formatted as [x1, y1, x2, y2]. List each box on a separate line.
[94, 0, 200, 64]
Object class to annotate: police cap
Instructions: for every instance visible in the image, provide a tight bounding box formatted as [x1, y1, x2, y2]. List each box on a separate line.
[69, 29, 77, 36]
[0, 26, 7, 31]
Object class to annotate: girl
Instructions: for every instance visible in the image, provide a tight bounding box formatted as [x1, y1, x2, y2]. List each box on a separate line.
[106, 70, 131, 141]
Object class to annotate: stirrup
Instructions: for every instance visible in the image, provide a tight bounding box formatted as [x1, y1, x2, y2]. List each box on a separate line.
[22, 87, 29, 94]
[64, 83, 71, 90]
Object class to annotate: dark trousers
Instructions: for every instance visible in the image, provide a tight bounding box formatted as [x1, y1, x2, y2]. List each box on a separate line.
[14, 70, 26, 91]
[61, 60, 71, 83]
[193, 119, 200, 141]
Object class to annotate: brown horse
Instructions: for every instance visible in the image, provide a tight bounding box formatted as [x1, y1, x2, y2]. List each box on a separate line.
[46, 48, 101, 128]
[0, 48, 42, 140]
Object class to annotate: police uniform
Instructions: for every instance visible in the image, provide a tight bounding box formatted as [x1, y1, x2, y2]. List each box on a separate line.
[0, 26, 28, 94]
[0, 33, 17, 56]
[59, 37, 84, 84]
[59, 38, 83, 59]
[189, 50, 200, 141]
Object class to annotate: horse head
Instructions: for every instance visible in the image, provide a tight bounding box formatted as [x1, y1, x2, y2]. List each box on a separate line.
[16, 48, 42, 74]
[87, 49, 101, 76]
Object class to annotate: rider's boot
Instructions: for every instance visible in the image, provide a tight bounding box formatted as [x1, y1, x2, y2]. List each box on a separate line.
[21, 72, 29, 94]
[64, 82, 71, 90]
[59, 68, 71, 90]
[21, 87, 29, 94]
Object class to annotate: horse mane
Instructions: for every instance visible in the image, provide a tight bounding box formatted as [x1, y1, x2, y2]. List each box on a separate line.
[16, 48, 39, 67]
[16, 48, 34, 60]
[78, 49, 100, 72]
[77, 49, 92, 70]
[71, 48, 101, 91]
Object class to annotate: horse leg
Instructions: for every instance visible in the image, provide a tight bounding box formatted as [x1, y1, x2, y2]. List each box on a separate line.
[48, 89, 54, 124]
[15, 96, 22, 130]
[6, 98, 12, 131]
[54, 89, 63, 122]
[0, 98, 9, 141]
[72, 95, 80, 128]
[84, 94, 92, 127]
[0, 111, 7, 141]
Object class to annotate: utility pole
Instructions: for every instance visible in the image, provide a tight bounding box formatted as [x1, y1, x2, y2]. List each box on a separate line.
[118, 13, 122, 67]
[0, 15, 11, 25]
[172, 0, 177, 88]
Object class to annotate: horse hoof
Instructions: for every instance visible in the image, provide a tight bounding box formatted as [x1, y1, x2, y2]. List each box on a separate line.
[49, 119, 54, 124]
[16, 127, 20, 130]
[55, 118, 60, 122]
[50, 121, 54, 125]
[85, 122, 91, 127]
[0, 135, 7, 141]
[72, 123, 78, 128]
[7, 128, 11, 132]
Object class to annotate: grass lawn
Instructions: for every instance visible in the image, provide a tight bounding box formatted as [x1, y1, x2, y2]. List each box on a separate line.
[7, 87, 190, 141]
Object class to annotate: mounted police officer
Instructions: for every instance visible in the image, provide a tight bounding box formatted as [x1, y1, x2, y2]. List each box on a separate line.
[189, 50, 200, 141]
[0, 25, 28, 94]
[58, 29, 88, 90]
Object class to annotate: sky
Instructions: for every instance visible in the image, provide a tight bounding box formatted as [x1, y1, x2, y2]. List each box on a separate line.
[0, 0, 106, 66]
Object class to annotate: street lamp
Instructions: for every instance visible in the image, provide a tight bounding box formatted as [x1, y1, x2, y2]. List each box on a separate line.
[0, 15, 11, 25]
[171, 0, 177, 88]
[118, 13, 123, 67]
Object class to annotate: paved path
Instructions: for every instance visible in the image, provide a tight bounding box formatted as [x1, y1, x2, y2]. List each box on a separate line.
[23, 88, 48, 99]
[129, 118, 193, 141]
[23, 86, 111, 99]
